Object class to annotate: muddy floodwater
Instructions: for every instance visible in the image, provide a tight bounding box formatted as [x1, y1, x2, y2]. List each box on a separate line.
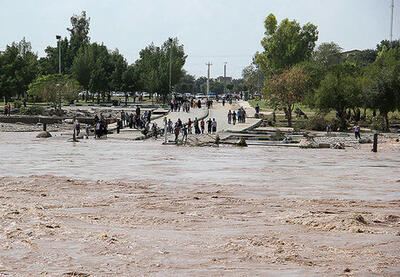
[1, 132, 399, 200]
[0, 132, 399, 276]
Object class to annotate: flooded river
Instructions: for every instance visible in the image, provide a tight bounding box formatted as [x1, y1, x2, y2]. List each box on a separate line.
[1, 131, 399, 276]
[0, 132, 398, 201]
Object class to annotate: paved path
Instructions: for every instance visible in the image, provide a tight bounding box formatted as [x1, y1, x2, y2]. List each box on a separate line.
[107, 106, 208, 140]
[107, 100, 261, 141]
[206, 100, 260, 133]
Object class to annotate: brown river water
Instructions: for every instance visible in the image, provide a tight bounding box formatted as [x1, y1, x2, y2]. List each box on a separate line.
[0, 132, 399, 275]
[0, 132, 398, 201]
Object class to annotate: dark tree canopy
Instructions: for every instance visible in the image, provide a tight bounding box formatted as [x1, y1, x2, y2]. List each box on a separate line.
[0, 38, 38, 101]
[363, 47, 400, 130]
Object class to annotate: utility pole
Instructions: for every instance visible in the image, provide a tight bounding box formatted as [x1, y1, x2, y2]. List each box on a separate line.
[391, 0, 395, 42]
[56, 35, 62, 110]
[256, 64, 261, 96]
[224, 62, 227, 95]
[56, 35, 61, 74]
[169, 38, 173, 98]
[206, 62, 212, 96]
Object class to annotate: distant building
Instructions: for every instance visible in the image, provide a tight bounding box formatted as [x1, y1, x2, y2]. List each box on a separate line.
[216, 76, 232, 84]
[341, 49, 361, 58]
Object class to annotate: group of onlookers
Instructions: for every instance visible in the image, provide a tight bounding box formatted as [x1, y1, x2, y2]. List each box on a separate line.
[227, 108, 246, 125]
[166, 117, 217, 142]
[118, 108, 151, 129]
[170, 98, 202, 112]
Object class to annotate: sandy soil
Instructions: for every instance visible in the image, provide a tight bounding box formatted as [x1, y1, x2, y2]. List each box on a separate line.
[0, 175, 398, 276]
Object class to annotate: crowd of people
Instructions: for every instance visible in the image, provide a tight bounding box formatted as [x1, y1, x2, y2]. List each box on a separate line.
[115, 106, 155, 136]
[170, 98, 202, 112]
[118, 107, 151, 130]
[73, 96, 250, 142]
[164, 117, 218, 143]
[227, 107, 247, 125]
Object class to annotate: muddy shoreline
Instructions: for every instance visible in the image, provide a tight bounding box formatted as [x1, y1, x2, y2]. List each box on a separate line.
[0, 175, 399, 276]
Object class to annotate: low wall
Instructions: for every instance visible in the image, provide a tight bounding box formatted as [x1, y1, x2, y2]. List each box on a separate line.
[0, 116, 98, 125]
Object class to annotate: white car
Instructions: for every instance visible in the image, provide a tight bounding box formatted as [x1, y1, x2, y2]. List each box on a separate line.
[195, 94, 206, 99]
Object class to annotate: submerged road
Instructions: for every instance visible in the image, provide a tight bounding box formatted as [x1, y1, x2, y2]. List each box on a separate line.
[107, 100, 262, 140]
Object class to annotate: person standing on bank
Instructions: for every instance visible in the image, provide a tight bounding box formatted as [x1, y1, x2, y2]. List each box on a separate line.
[228, 110, 232, 124]
[353, 123, 361, 139]
[212, 118, 217, 134]
[182, 125, 188, 143]
[136, 106, 140, 118]
[200, 119, 205, 134]
[174, 122, 180, 143]
[207, 118, 212, 134]
[194, 117, 200, 135]
[232, 111, 237, 125]
[75, 119, 81, 136]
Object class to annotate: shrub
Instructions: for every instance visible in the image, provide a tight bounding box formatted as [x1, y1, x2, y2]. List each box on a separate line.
[295, 115, 340, 131]
[13, 100, 22, 109]
[369, 116, 386, 131]
[19, 105, 45, 116]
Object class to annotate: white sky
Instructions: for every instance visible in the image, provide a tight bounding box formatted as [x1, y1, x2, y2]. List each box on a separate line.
[1, 0, 399, 78]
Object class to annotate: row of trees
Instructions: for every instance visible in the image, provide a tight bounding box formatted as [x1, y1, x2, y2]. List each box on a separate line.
[174, 73, 245, 95]
[254, 13, 400, 131]
[0, 11, 187, 106]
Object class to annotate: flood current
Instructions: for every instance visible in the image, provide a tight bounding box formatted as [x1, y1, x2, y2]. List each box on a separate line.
[0, 132, 399, 201]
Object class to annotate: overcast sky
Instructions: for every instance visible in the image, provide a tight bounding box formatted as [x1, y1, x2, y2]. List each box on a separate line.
[0, 0, 398, 78]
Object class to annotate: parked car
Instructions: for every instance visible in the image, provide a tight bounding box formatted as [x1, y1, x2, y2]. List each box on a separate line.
[207, 92, 217, 99]
[195, 94, 206, 99]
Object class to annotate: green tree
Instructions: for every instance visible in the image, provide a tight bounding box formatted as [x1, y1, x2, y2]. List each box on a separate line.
[209, 81, 224, 95]
[0, 38, 38, 101]
[71, 46, 91, 98]
[314, 63, 363, 130]
[175, 71, 195, 94]
[264, 66, 309, 127]
[136, 43, 162, 97]
[136, 38, 186, 102]
[109, 49, 128, 93]
[122, 64, 142, 93]
[242, 63, 263, 94]
[313, 42, 343, 67]
[68, 11, 90, 61]
[27, 74, 81, 108]
[345, 49, 377, 66]
[377, 39, 400, 52]
[39, 38, 71, 75]
[256, 13, 318, 74]
[71, 43, 112, 102]
[194, 77, 207, 93]
[39, 11, 90, 75]
[364, 47, 400, 131]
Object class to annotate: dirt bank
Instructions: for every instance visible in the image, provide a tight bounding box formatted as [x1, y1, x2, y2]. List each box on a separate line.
[0, 175, 398, 276]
